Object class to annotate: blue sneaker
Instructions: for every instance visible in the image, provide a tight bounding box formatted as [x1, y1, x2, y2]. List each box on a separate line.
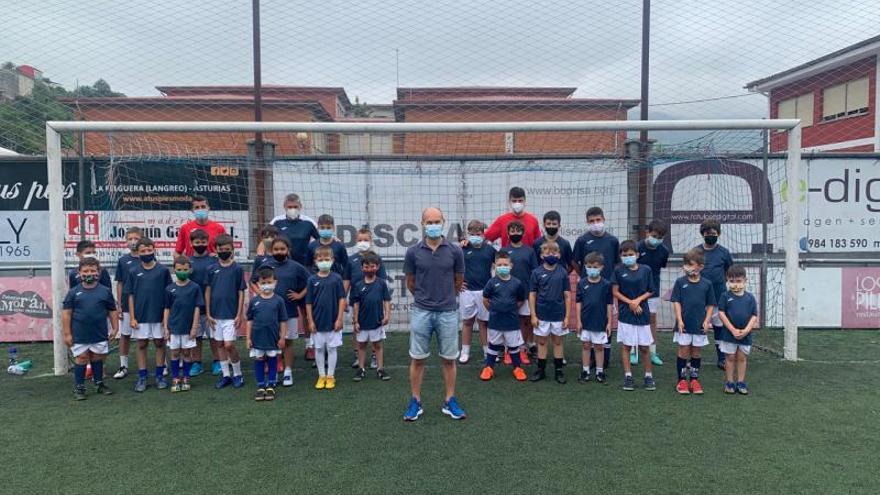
[156, 376, 169, 390]
[189, 362, 203, 377]
[134, 376, 147, 393]
[232, 375, 245, 388]
[441, 396, 467, 420]
[215, 376, 232, 389]
[736, 381, 749, 395]
[211, 361, 222, 376]
[403, 397, 423, 422]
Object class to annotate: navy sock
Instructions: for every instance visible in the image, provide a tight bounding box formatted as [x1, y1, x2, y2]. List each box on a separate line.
[254, 359, 266, 387]
[74, 363, 86, 387]
[138, 368, 148, 379]
[170, 359, 180, 379]
[182, 360, 192, 378]
[691, 358, 701, 379]
[90, 360, 103, 384]
[155, 366, 165, 379]
[510, 348, 522, 367]
[537, 358, 547, 370]
[486, 344, 502, 367]
[266, 355, 278, 385]
[677, 357, 688, 379]
[554, 357, 564, 370]
[603, 346, 611, 366]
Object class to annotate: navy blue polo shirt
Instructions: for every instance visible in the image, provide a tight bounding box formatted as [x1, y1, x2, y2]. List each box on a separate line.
[533, 236, 573, 272]
[69, 267, 112, 290]
[306, 272, 345, 332]
[125, 263, 172, 323]
[344, 252, 389, 289]
[576, 277, 612, 333]
[252, 254, 272, 272]
[463, 242, 496, 291]
[611, 264, 654, 326]
[696, 243, 733, 301]
[573, 232, 620, 280]
[529, 265, 570, 322]
[403, 238, 465, 312]
[206, 262, 246, 319]
[483, 276, 527, 331]
[671, 275, 716, 334]
[272, 218, 319, 265]
[250, 257, 310, 318]
[63, 284, 117, 344]
[502, 244, 538, 290]
[114, 253, 139, 314]
[350, 278, 391, 331]
[637, 240, 669, 297]
[718, 291, 758, 345]
[247, 294, 288, 350]
[189, 254, 215, 308]
[164, 281, 204, 335]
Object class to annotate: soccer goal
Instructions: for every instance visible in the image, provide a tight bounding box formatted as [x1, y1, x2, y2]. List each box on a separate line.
[45, 119, 802, 375]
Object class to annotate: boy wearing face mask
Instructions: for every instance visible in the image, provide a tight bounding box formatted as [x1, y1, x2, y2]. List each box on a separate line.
[671, 249, 716, 395]
[636, 219, 670, 366]
[458, 220, 496, 364]
[501, 220, 539, 366]
[306, 245, 346, 390]
[350, 251, 393, 381]
[69, 240, 112, 289]
[480, 251, 528, 382]
[576, 252, 612, 384]
[267, 193, 319, 266]
[205, 234, 246, 389]
[484, 187, 542, 247]
[125, 238, 173, 392]
[249, 237, 309, 387]
[611, 240, 656, 391]
[113, 227, 143, 379]
[305, 214, 349, 276]
[247, 267, 288, 401]
[717, 265, 758, 395]
[174, 195, 227, 257]
[695, 218, 733, 369]
[528, 241, 572, 384]
[188, 229, 219, 376]
[344, 227, 388, 369]
[162, 256, 204, 393]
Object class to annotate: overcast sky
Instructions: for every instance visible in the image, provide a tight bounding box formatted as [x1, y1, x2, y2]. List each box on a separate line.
[3, 0, 879, 121]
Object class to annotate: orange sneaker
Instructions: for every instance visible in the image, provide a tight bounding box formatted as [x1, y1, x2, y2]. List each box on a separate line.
[480, 366, 495, 381]
[689, 378, 704, 395]
[512, 367, 527, 381]
[503, 352, 513, 366]
[676, 379, 690, 395]
[519, 349, 531, 366]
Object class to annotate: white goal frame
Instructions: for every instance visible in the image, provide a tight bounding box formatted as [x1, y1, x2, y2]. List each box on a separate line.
[46, 119, 802, 374]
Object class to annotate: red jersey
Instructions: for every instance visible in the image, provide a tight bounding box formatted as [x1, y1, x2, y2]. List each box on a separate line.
[175, 220, 227, 256]
[484, 211, 542, 247]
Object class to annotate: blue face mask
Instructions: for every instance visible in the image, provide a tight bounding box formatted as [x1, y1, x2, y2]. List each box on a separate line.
[543, 255, 559, 266]
[425, 223, 444, 239]
[318, 229, 334, 239]
[496, 265, 511, 277]
[317, 260, 333, 272]
[139, 253, 156, 264]
[622, 255, 637, 267]
[585, 267, 601, 278]
[194, 209, 208, 221]
[468, 235, 483, 246]
[646, 236, 662, 248]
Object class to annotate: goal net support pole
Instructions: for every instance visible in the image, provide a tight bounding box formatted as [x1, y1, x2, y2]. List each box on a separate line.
[46, 119, 802, 375]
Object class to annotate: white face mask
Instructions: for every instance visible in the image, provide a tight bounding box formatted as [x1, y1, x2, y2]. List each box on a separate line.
[588, 221, 605, 234]
[286, 207, 300, 219]
[511, 201, 525, 214]
[259, 283, 275, 293]
[82, 253, 98, 260]
[355, 241, 371, 253]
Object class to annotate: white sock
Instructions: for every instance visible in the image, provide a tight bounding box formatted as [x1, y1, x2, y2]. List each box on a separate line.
[596, 367, 604, 373]
[284, 367, 292, 376]
[231, 360, 242, 377]
[582, 365, 590, 372]
[645, 372, 653, 378]
[307, 335, 315, 348]
[315, 347, 326, 377]
[327, 347, 338, 377]
[221, 359, 231, 377]
[650, 344, 657, 353]
[625, 372, 633, 377]
[120, 355, 128, 368]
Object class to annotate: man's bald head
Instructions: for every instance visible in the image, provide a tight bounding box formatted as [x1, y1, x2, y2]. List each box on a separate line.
[421, 207, 444, 225]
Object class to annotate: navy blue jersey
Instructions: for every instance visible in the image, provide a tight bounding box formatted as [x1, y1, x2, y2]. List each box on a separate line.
[696, 244, 733, 299]
[636, 240, 669, 297]
[305, 240, 349, 276]
[533, 236, 573, 272]
[462, 243, 496, 290]
[252, 254, 273, 272]
[344, 252, 389, 289]
[272, 218, 319, 265]
[69, 267, 112, 290]
[718, 291, 758, 345]
[247, 294, 288, 350]
[576, 277, 612, 333]
[502, 244, 538, 289]
[483, 276, 527, 331]
[114, 253, 139, 313]
[125, 263, 172, 323]
[671, 276, 716, 334]
[612, 264, 655, 325]
[529, 265, 570, 322]
[206, 262, 245, 319]
[250, 257, 309, 318]
[306, 272, 345, 332]
[189, 255, 215, 307]
[573, 232, 620, 280]
[350, 278, 391, 331]
[63, 284, 116, 344]
[164, 281, 204, 335]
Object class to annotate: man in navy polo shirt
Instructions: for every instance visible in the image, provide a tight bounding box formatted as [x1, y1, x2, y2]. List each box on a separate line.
[402, 207, 467, 422]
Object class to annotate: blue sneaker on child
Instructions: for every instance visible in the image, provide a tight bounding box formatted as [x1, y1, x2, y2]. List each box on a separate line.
[211, 361, 222, 376]
[189, 362, 203, 377]
[232, 375, 245, 388]
[215, 376, 232, 389]
[403, 397, 423, 422]
[441, 396, 467, 420]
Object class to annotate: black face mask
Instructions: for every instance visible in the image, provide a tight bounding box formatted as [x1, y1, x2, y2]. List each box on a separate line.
[509, 233, 523, 243]
[544, 227, 558, 237]
[703, 235, 719, 246]
[193, 245, 208, 255]
[273, 253, 287, 263]
[217, 251, 232, 261]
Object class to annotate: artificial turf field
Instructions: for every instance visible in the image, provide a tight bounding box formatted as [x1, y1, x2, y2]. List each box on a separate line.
[2, 330, 879, 494]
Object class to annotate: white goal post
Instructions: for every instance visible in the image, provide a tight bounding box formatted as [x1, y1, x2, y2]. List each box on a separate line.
[45, 119, 802, 374]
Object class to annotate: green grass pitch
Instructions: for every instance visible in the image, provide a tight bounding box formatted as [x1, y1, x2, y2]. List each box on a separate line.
[1, 330, 879, 494]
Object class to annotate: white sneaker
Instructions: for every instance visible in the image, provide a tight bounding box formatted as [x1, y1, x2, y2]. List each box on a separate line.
[458, 346, 470, 364]
[282, 374, 293, 387]
[113, 366, 128, 379]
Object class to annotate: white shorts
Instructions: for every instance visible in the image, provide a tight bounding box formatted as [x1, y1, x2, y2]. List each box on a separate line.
[459, 290, 489, 321]
[578, 330, 609, 345]
[313, 331, 343, 349]
[616, 322, 653, 347]
[488, 329, 525, 348]
[534, 320, 567, 337]
[356, 327, 386, 343]
[168, 334, 197, 350]
[647, 297, 660, 314]
[518, 303, 531, 316]
[673, 332, 709, 347]
[133, 322, 163, 341]
[72, 340, 109, 357]
[119, 313, 132, 337]
[719, 340, 752, 356]
[249, 348, 280, 358]
[196, 315, 211, 339]
[212, 319, 237, 342]
[285, 318, 299, 340]
[710, 307, 722, 327]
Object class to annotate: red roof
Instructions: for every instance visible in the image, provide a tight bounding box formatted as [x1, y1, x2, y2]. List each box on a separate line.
[16, 65, 36, 79]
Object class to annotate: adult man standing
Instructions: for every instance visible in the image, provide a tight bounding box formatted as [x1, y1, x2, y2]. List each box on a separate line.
[403, 207, 467, 422]
[484, 186, 542, 247]
[175, 195, 227, 256]
[268, 193, 319, 266]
